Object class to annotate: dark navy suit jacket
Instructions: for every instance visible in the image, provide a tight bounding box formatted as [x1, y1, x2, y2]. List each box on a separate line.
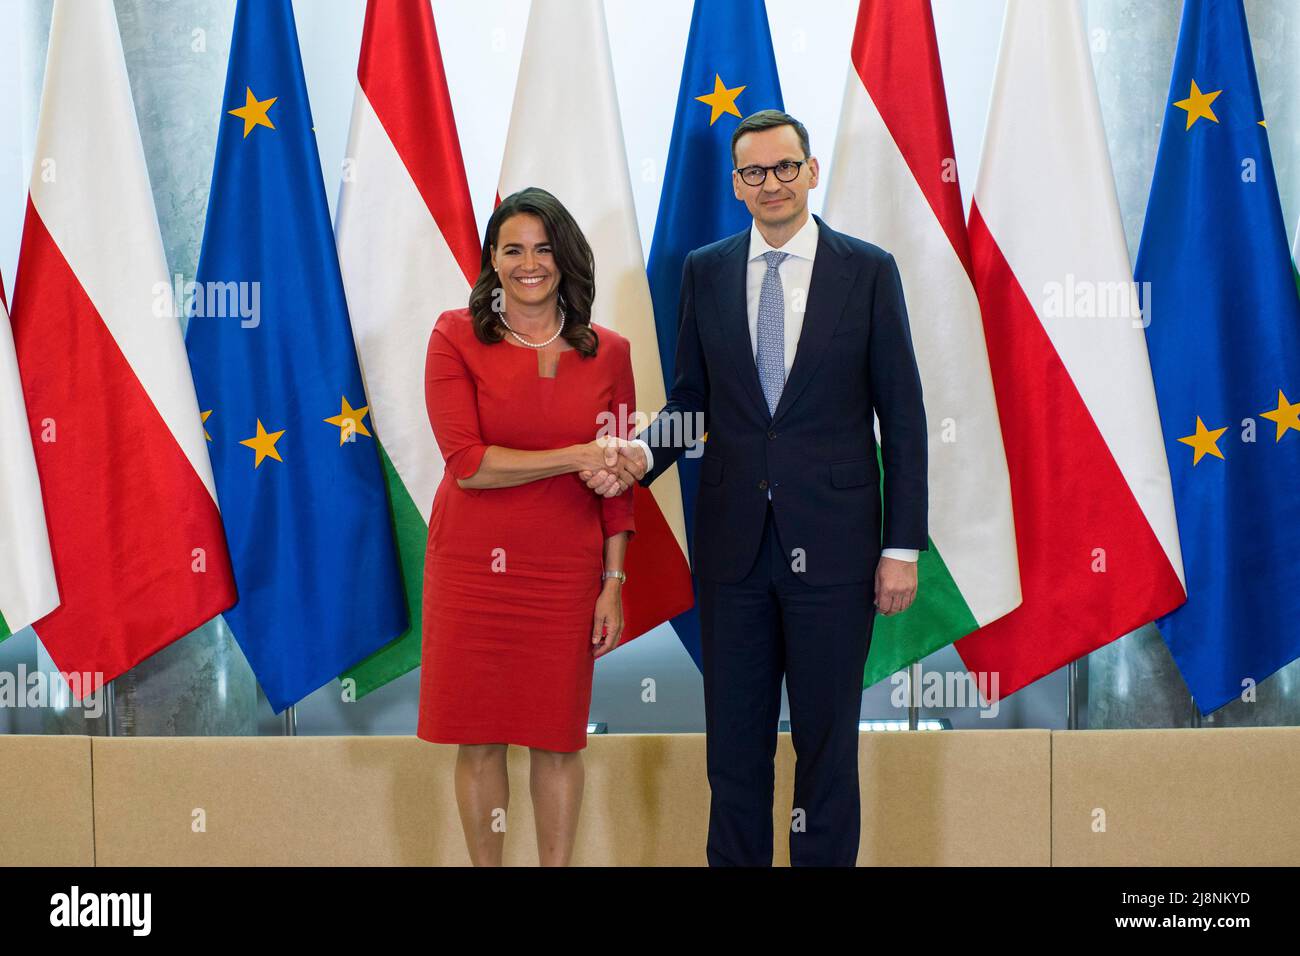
[637, 215, 928, 586]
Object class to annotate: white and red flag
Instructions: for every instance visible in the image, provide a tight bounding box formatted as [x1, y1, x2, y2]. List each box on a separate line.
[0, 273, 58, 638]
[9, 0, 235, 695]
[958, 0, 1185, 698]
[498, 0, 694, 641]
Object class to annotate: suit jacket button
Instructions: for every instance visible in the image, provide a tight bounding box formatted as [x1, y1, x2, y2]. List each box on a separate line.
[767, 429, 776, 440]
[757, 479, 769, 491]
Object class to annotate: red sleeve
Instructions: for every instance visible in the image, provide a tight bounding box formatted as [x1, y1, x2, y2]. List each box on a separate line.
[600, 335, 636, 539]
[425, 317, 489, 480]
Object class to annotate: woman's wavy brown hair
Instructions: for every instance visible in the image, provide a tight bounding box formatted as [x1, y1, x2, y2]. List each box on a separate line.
[468, 187, 598, 357]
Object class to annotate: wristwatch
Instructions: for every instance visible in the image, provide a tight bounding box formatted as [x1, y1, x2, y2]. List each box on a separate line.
[602, 570, 627, 584]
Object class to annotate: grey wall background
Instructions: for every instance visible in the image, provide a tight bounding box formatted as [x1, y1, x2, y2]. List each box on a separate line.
[0, 0, 1296, 735]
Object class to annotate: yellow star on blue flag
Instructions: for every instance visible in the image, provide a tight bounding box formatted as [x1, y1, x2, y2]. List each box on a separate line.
[228, 87, 277, 138]
[695, 74, 746, 126]
[1134, 0, 1300, 714]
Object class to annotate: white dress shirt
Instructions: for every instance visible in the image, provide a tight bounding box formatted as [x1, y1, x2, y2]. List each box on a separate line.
[746, 214, 819, 378]
[633, 214, 917, 562]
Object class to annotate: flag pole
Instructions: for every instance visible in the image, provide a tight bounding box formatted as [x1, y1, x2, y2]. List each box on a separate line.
[104, 678, 117, 736]
[283, 703, 297, 736]
[1066, 660, 1080, 729]
[907, 662, 921, 730]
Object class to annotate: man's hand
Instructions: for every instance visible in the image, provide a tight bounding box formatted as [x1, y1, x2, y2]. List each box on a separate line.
[874, 556, 918, 615]
[579, 441, 647, 497]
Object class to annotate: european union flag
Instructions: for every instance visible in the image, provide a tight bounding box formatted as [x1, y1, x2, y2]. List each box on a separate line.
[1135, 0, 1300, 715]
[646, 0, 783, 668]
[185, 0, 406, 712]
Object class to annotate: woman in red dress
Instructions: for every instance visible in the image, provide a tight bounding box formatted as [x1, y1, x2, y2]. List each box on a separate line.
[417, 188, 641, 866]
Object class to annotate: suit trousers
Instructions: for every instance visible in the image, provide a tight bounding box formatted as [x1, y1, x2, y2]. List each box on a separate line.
[698, 501, 876, 866]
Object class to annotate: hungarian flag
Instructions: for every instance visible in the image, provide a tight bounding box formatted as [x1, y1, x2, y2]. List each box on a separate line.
[0, 274, 58, 639]
[823, 0, 1020, 687]
[498, 0, 694, 644]
[9, 0, 235, 695]
[957, 0, 1186, 700]
[335, 0, 480, 697]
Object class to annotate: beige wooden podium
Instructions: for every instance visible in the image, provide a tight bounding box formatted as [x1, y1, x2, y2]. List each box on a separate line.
[2, 728, 1297, 866]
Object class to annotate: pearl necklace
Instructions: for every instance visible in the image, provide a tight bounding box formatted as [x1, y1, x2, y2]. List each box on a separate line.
[498, 304, 566, 349]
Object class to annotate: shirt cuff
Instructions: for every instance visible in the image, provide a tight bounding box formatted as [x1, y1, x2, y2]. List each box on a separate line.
[630, 438, 654, 473]
[881, 548, 919, 562]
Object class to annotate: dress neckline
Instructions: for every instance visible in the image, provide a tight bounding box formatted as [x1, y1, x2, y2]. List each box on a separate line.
[499, 339, 575, 379]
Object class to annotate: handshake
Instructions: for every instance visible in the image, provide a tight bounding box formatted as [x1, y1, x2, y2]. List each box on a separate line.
[577, 437, 648, 497]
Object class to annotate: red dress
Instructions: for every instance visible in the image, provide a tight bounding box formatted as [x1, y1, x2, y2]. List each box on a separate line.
[416, 308, 636, 752]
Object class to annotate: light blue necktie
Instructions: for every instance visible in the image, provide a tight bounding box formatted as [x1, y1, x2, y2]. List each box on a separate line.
[755, 250, 789, 416]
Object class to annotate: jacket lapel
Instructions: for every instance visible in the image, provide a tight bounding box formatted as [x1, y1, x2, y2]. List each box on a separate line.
[772, 216, 856, 423]
[709, 230, 771, 421]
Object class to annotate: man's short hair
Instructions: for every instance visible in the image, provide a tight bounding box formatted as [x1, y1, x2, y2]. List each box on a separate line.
[730, 109, 811, 167]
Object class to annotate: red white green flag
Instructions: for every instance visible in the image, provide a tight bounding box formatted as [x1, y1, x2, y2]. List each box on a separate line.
[824, 0, 1020, 687]
[335, 0, 481, 695]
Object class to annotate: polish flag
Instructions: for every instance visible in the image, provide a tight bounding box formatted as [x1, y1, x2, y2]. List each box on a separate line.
[335, 0, 481, 694]
[498, 0, 695, 641]
[0, 274, 58, 638]
[957, 0, 1186, 698]
[9, 0, 235, 696]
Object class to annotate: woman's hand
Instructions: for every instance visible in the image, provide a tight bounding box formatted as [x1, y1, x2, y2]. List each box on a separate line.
[591, 579, 624, 658]
[574, 437, 642, 497]
[572, 437, 619, 475]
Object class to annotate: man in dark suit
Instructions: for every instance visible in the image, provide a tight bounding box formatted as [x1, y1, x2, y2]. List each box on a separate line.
[585, 109, 928, 866]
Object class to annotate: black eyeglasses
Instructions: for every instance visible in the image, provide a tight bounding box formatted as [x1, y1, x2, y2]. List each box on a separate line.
[735, 160, 806, 187]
